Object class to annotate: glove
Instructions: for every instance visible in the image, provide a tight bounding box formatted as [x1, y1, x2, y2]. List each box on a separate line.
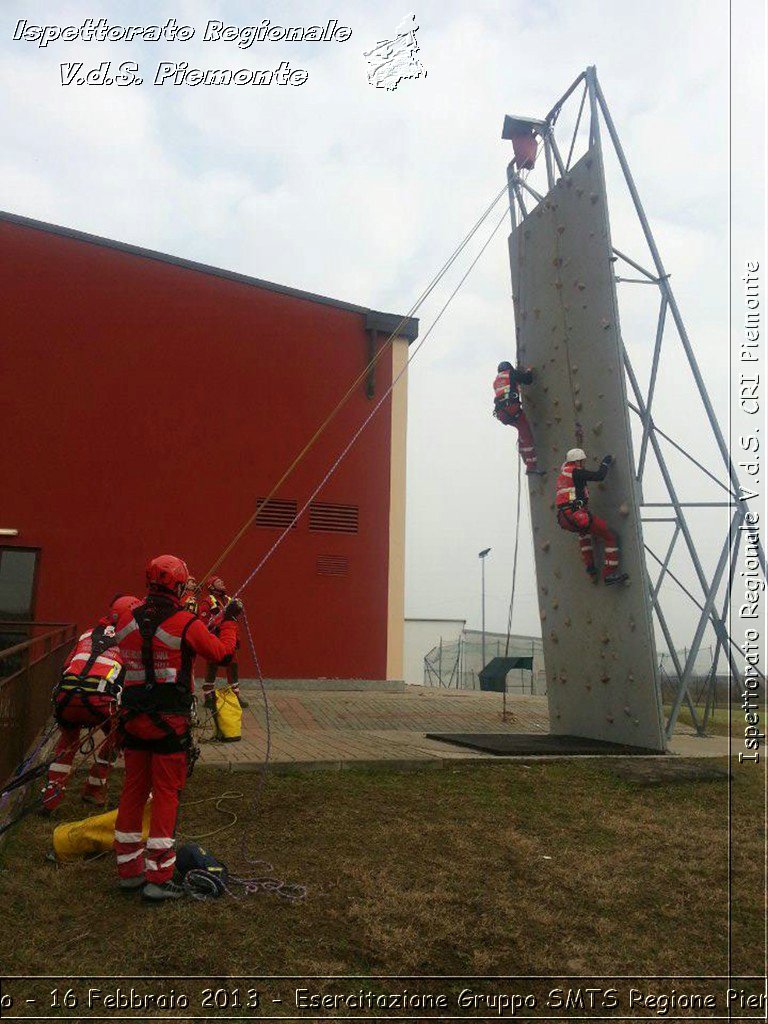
[222, 599, 243, 621]
[601, 454, 614, 467]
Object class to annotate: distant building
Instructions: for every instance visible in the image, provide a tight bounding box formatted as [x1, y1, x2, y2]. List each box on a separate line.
[405, 618, 545, 693]
[0, 211, 417, 682]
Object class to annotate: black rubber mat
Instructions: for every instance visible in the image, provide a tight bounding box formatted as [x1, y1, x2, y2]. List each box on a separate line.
[425, 733, 664, 756]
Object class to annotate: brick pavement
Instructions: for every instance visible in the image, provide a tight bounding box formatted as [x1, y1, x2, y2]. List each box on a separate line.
[195, 684, 726, 770]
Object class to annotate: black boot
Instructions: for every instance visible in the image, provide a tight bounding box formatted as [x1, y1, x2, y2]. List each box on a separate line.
[604, 572, 629, 586]
[142, 880, 185, 902]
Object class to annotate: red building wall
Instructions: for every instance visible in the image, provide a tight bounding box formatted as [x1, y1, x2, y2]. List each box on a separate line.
[1, 216, 399, 679]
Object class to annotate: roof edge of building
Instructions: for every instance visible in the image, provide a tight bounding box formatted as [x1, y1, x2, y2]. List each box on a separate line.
[0, 209, 419, 342]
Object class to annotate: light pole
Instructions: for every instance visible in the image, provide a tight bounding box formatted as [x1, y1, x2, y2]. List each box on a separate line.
[478, 548, 491, 678]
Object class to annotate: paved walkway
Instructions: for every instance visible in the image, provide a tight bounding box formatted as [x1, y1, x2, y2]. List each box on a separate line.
[196, 685, 727, 771]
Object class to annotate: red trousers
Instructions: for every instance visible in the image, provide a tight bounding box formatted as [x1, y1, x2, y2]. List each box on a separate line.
[114, 712, 189, 884]
[557, 506, 620, 579]
[495, 403, 538, 470]
[42, 694, 119, 811]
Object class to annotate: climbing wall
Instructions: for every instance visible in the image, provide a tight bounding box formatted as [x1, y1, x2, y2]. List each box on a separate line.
[509, 146, 665, 752]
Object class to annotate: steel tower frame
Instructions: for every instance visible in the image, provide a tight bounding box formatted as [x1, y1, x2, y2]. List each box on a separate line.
[504, 66, 765, 739]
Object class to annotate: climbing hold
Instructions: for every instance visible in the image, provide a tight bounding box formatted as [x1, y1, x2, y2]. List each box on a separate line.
[601, 318, 611, 330]
[585, 613, 592, 624]
[540, 610, 547, 621]
[597, 392, 604, 399]
[552, 598, 559, 609]
[559, 670, 567, 682]
[554, 281, 563, 290]
[628, 672, 635, 682]
[574, 400, 583, 411]
[552, 257, 563, 267]
[543, 386, 549, 392]
[533, 308, 541, 319]
[546, 420, 552, 427]
[601, 634, 610, 645]
[553, 398, 560, 405]
[549, 631, 558, 643]
[624, 706, 632, 716]
[553, 568, 562, 579]
[582, 304, 588, 310]
[554, 415, 562, 423]
[541, 584, 548, 594]
[590, 193, 599, 204]
[576, 282, 586, 291]
[606, 714, 614, 724]
[557, 225, 565, 235]
[572, 365, 578, 373]
[592, 421, 604, 435]
[541, 541, 550, 552]
[601, 673, 610, 684]
[585, 683, 592, 691]
[576, 188, 584, 197]
[564, 616, 572, 627]
[619, 502, 630, 517]
[573, 383, 580, 394]
[548, 502, 555, 511]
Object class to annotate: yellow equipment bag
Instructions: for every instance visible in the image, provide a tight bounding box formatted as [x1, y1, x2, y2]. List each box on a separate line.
[52, 803, 151, 862]
[215, 686, 242, 742]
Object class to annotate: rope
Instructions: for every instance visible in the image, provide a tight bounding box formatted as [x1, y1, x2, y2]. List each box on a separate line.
[235, 205, 511, 599]
[199, 182, 510, 585]
[504, 452, 523, 659]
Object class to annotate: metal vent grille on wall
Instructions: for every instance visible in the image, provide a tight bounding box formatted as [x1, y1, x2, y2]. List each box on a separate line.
[309, 502, 359, 534]
[316, 555, 349, 576]
[254, 498, 298, 529]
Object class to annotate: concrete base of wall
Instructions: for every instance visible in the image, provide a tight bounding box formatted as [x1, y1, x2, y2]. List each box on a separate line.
[196, 678, 407, 693]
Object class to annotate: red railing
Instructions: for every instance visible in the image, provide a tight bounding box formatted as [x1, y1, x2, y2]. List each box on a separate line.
[0, 621, 77, 784]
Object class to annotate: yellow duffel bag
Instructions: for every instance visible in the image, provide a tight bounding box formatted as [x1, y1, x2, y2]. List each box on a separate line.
[215, 686, 242, 742]
[53, 803, 151, 862]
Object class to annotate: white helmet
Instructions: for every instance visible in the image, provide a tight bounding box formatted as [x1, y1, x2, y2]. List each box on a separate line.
[566, 447, 586, 462]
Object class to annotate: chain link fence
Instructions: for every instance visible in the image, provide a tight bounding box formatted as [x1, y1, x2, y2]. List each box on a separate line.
[424, 635, 731, 709]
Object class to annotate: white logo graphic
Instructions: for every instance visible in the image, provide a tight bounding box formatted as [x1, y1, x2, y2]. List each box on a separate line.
[364, 14, 426, 91]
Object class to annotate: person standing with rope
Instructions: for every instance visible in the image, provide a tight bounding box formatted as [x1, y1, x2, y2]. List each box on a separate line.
[200, 576, 249, 710]
[492, 361, 544, 475]
[112, 555, 242, 901]
[40, 595, 139, 813]
[555, 449, 628, 586]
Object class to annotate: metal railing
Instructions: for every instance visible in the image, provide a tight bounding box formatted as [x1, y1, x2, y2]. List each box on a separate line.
[0, 621, 76, 784]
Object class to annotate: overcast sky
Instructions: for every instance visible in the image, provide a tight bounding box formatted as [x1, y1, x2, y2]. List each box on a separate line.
[3, 1, 764, 654]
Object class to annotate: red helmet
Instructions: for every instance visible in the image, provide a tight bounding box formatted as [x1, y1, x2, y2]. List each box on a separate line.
[109, 594, 141, 623]
[146, 555, 190, 595]
[207, 576, 226, 595]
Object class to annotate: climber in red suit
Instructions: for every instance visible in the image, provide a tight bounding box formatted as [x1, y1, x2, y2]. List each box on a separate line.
[41, 595, 140, 813]
[493, 361, 544, 475]
[112, 555, 241, 901]
[199, 576, 248, 710]
[555, 448, 629, 586]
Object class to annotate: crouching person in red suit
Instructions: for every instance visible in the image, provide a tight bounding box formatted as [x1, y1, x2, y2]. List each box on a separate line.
[41, 595, 140, 813]
[112, 554, 241, 902]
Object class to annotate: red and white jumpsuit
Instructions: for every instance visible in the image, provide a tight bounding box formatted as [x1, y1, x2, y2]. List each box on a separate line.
[42, 623, 124, 811]
[112, 595, 237, 886]
[493, 367, 538, 472]
[199, 593, 242, 704]
[555, 459, 621, 580]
